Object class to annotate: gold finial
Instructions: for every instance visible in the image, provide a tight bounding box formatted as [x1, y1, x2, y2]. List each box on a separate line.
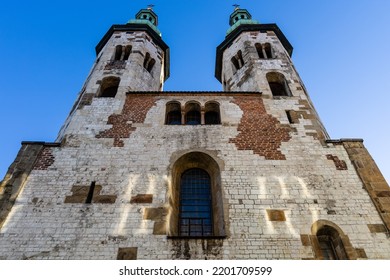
[147, 4, 155, 10]
[233, 4, 240, 11]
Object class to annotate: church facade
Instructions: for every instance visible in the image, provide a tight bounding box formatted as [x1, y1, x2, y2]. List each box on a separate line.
[1, 8, 389, 260]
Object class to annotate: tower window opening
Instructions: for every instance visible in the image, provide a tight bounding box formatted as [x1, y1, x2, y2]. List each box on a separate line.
[264, 43, 273, 58]
[115, 45, 123, 60]
[231, 50, 244, 71]
[99, 76, 120, 98]
[123, 45, 132, 60]
[114, 45, 132, 61]
[266, 72, 291, 97]
[256, 43, 273, 59]
[143, 52, 156, 73]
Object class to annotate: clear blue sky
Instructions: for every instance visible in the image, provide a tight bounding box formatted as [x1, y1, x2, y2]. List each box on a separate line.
[0, 0, 389, 183]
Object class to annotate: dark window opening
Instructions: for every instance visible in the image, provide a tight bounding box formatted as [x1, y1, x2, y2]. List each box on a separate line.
[114, 45, 132, 61]
[123, 45, 132, 60]
[186, 110, 201, 125]
[231, 56, 240, 70]
[166, 102, 182, 125]
[267, 72, 291, 97]
[205, 112, 220, 125]
[99, 76, 120, 98]
[115, 45, 123, 60]
[101, 86, 118, 98]
[204, 102, 221, 125]
[256, 43, 273, 59]
[269, 82, 286, 96]
[231, 50, 244, 71]
[316, 225, 348, 260]
[143, 52, 156, 73]
[179, 168, 213, 237]
[255, 43, 265, 59]
[264, 43, 273, 58]
[167, 111, 182, 125]
[318, 235, 337, 260]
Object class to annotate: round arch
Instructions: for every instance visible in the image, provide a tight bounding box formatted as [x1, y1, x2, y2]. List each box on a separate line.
[167, 151, 226, 237]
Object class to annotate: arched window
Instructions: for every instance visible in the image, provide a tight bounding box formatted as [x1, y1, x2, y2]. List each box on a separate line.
[264, 43, 273, 58]
[266, 72, 291, 97]
[311, 220, 351, 260]
[185, 102, 201, 125]
[179, 169, 213, 236]
[99, 76, 120, 98]
[256, 43, 273, 59]
[316, 226, 347, 260]
[123, 45, 132, 60]
[143, 52, 156, 73]
[231, 50, 244, 71]
[166, 102, 182, 125]
[114, 45, 123, 60]
[168, 152, 226, 238]
[205, 102, 221, 125]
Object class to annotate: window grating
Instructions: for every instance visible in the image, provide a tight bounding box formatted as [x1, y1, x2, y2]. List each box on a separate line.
[179, 168, 213, 236]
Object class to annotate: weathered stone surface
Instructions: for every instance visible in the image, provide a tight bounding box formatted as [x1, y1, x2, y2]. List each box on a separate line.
[342, 140, 390, 231]
[367, 224, 387, 233]
[266, 209, 286, 221]
[0, 17, 389, 261]
[117, 247, 137, 260]
[130, 194, 153, 204]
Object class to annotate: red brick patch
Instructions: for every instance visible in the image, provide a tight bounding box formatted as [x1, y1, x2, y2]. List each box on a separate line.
[96, 95, 156, 147]
[33, 147, 55, 170]
[229, 96, 291, 160]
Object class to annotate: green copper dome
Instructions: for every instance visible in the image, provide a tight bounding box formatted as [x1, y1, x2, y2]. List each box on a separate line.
[127, 8, 162, 36]
[226, 8, 259, 35]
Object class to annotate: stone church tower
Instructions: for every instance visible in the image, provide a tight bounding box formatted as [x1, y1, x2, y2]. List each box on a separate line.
[1, 7, 389, 260]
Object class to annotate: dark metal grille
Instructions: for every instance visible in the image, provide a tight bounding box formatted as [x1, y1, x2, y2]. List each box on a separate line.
[179, 168, 212, 236]
[318, 235, 338, 260]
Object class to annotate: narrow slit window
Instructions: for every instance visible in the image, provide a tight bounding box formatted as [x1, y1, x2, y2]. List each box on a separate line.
[123, 45, 132, 60]
[114, 45, 123, 60]
[143, 52, 155, 73]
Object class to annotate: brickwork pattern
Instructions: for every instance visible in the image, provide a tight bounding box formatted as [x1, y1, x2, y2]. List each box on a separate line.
[229, 96, 291, 160]
[96, 95, 157, 146]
